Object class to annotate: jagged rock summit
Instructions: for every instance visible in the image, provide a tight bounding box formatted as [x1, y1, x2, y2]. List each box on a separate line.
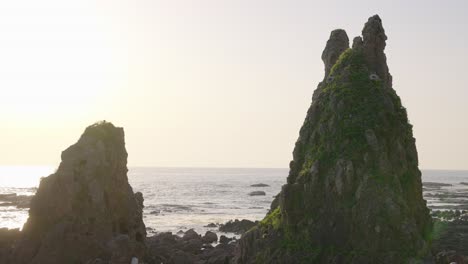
[10, 121, 146, 264]
[237, 15, 432, 263]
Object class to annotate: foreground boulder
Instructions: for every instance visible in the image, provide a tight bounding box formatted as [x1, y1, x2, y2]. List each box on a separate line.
[237, 15, 432, 263]
[146, 230, 235, 264]
[219, 219, 258, 235]
[10, 121, 146, 264]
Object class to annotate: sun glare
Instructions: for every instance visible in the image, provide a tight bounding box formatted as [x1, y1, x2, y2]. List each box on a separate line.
[0, 166, 54, 188]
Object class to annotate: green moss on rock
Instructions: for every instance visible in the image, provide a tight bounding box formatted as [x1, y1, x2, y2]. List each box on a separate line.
[237, 15, 432, 264]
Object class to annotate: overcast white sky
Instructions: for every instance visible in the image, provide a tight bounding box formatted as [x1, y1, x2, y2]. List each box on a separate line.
[0, 0, 467, 169]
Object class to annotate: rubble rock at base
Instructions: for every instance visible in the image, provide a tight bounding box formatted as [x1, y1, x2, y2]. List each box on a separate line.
[219, 219, 258, 235]
[145, 230, 236, 264]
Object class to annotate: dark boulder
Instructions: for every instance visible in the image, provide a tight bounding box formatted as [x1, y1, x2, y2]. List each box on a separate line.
[250, 183, 269, 187]
[183, 229, 200, 241]
[202, 231, 218, 244]
[182, 238, 203, 254]
[0, 194, 33, 209]
[248, 191, 265, 196]
[219, 235, 233, 245]
[146, 232, 236, 264]
[435, 250, 468, 264]
[219, 219, 257, 234]
[204, 223, 218, 228]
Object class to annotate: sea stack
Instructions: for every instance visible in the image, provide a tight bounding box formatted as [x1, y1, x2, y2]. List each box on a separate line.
[237, 15, 432, 263]
[11, 121, 146, 264]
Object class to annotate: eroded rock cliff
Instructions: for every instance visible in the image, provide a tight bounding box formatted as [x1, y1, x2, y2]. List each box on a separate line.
[237, 15, 432, 264]
[10, 121, 146, 264]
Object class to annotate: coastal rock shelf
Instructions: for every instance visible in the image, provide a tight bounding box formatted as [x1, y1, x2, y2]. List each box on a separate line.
[237, 15, 433, 264]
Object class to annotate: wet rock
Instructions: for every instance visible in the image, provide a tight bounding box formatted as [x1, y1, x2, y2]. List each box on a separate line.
[183, 229, 200, 241]
[202, 231, 218, 244]
[248, 191, 266, 196]
[146, 232, 236, 264]
[435, 250, 468, 264]
[204, 223, 218, 228]
[432, 217, 468, 257]
[250, 183, 269, 187]
[201, 243, 236, 264]
[202, 243, 214, 250]
[0, 194, 33, 209]
[170, 250, 196, 264]
[182, 238, 203, 254]
[423, 182, 452, 188]
[10, 121, 146, 264]
[431, 210, 466, 220]
[219, 219, 258, 234]
[219, 235, 232, 245]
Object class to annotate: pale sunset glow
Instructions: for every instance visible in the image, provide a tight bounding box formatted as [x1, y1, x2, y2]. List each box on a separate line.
[0, 0, 467, 169]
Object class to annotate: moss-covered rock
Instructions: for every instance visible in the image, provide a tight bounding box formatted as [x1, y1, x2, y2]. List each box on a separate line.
[237, 15, 432, 264]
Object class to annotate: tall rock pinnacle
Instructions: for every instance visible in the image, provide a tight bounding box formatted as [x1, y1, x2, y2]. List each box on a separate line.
[361, 15, 392, 87]
[11, 121, 146, 264]
[237, 15, 432, 264]
[322, 29, 349, 77]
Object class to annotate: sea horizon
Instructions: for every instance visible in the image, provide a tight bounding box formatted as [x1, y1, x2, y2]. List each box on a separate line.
[1, 166, 468, 232]
[1, 165, 468, 188]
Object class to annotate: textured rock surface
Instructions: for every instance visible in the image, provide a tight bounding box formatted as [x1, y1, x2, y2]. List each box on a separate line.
[322, 29, 349, 77]
[145, 230, 236, 264]
[0, 228, 20, 263]
[219, 219, 258, 234]
[10, 121, 146, 264]
[237, 15, 432, 263]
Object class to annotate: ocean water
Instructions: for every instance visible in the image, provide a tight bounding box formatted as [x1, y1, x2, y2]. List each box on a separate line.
[1, 166, 468, 235]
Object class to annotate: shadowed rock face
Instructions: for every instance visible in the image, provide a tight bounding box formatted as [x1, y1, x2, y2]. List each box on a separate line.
[10, 121, 146, 264]
[361, 15, 392, 87]
[322, 29, 349, 77]
[237, 15, 432, 264]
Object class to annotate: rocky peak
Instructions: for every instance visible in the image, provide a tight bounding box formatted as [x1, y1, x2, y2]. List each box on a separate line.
[361, 15, 392, 87]
[11, 121, 146, 264]
[237, 15, 432, 264]
[321, 29, 349, 77]
[352, 36, 363, 49]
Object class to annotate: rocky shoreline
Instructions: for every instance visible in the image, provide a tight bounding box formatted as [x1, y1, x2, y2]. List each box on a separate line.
[0, 193, 33, 208]
[1, 213, 467, 263]
[2, 189, 468, 263]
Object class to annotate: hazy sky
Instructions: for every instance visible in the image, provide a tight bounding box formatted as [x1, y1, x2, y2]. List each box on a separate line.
[0, 0, 467, 169]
